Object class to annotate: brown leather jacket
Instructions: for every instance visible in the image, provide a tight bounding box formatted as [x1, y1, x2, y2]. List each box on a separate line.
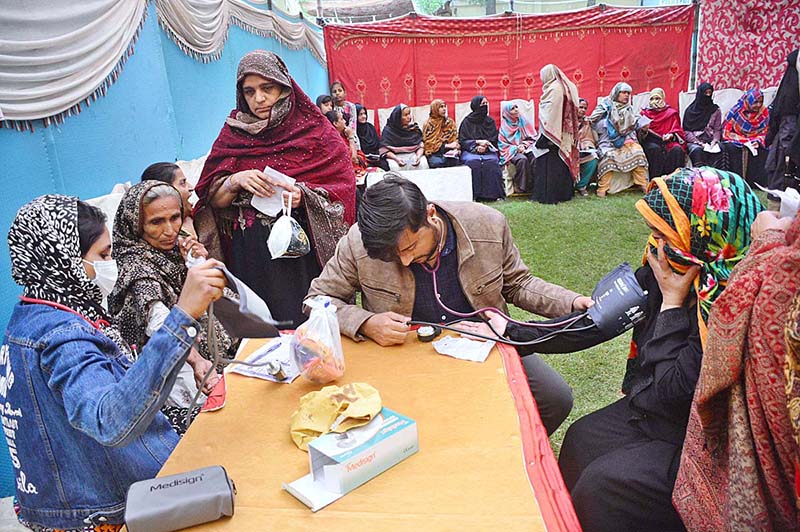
[305, 201, 581, 340]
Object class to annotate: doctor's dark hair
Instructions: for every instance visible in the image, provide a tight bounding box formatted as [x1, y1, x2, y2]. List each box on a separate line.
[358, 174, 430, 262]
[77, 200, 107, 258]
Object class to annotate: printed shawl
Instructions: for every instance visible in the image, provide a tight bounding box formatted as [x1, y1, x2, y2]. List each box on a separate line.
[498, 101, 536, 165]
[194, 50, 355, 264]
[109, 181, 234, 363]
[8, 194, 131, 356]
[538, 64, 580, 179]
[589, 82, 637, 149]
[635, 167, 762, 347]
[723, 88, 770, 147]
[422, 99, 457, 156]
[674, 216, 800, 532]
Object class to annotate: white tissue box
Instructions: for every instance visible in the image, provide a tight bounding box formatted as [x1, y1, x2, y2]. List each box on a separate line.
[283, 407, 418, 511]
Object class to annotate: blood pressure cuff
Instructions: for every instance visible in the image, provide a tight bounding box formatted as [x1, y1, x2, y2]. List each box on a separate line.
[125, 466, 235, 532]
[507, 263, 647, 357]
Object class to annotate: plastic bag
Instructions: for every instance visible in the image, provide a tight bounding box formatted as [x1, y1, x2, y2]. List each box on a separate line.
[292, 296, 345, 383]
[267, 192, 311, 259]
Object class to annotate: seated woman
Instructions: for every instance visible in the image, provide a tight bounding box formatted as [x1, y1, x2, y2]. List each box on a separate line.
[3, 194, 225, 530]
[316, 94, 333, 114]
[459, 95, 505, 201]
[498, 101, 536, 194]
[109, 181, 235, 434]
[674, 210, 799, 531]
[532, 64, 580, 204]
[141, 161, 197, 237]
[682, 82, 722, 167]
[422, 99, 460, 169]
[640, 87, 687, 177]
[194, 50, 355, 328]
[325, 109, 368, 186]
[380, 104, 429, 171]
[461, 167, 762, 531]
[559, 169, 761, 532]
[576, 97, 599, 195]
[589, 82, 649, 197]
[330, 80, 359, 148]
[355, 104, 388, 170]
[722, 88, 770, 187]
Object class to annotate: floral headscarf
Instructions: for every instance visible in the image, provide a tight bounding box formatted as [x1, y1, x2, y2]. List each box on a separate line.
[498, 101, 537, 165]
[635, 167, 763, 345]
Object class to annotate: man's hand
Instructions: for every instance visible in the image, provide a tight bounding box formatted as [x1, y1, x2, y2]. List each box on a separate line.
[359, 312, 411, 346]
[177, 259, 226, 319]
[572, 296, 595, 311]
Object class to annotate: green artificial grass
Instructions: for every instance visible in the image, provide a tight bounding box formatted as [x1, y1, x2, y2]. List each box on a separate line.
[490, 191, 651, 454]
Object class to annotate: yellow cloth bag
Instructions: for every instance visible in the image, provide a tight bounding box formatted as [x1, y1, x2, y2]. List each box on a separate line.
[290, 383, 382, 451]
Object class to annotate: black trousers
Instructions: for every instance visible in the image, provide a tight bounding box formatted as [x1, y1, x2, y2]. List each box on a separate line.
[520, 354, 573, 435]
[558, 399, 686, 532]
[642, 138, 685, 179]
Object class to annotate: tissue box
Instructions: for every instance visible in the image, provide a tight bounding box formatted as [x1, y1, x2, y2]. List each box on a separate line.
[283, 407, 418, 511]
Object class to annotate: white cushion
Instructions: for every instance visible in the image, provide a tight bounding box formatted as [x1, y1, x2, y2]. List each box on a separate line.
[366, 166, 473, 202]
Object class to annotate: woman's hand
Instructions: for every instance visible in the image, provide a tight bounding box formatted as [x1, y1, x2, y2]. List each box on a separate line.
[187, 348, 219, 395]
[229, 169, 275, 197]
[662, 133, 673, 142]
[646, 239, 700, 310]
[412, 156, 421, 167]
[750, 210, 794, 239]
[278, 183, 303, 209]
[178, 236, 208, 261]
[454, 311, 509, 338]
[177, 259, 227, 319]
[476, 145, 487, 154]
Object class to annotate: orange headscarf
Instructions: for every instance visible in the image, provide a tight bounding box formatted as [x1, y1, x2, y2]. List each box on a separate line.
[422, 99, 458, 156]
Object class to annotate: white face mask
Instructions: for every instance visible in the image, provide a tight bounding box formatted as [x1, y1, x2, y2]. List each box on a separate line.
[83, 259, 118, 296]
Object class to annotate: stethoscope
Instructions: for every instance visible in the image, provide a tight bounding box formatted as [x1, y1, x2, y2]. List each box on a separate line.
[407, 216, 592, 346]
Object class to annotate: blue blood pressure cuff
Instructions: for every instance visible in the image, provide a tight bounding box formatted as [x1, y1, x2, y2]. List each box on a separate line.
[125, 465, 236, 532]
[587, 262, 647, 337]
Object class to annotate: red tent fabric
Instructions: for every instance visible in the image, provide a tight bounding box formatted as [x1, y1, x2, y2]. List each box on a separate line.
[324, 5, 695, 123]
[697, 0, 800, 89]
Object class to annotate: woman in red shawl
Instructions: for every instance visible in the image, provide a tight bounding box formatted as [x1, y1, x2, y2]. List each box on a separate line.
[640, 87, 686, 179]
[674, 211, 800, 531]
[194, 50, 355, 328]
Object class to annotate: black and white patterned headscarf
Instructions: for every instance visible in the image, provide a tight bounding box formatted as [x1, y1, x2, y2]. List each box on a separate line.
[8, 194, 131, 356]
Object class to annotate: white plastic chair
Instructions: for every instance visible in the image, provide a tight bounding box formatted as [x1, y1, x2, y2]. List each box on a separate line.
[678, 87, 778, 121]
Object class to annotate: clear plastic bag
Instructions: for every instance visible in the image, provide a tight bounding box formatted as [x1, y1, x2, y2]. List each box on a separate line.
[291, 296, 345, 383]
[267, 192, 311, 259]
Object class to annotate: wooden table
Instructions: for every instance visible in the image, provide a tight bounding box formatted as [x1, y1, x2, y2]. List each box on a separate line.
[159, 334, 579, 531]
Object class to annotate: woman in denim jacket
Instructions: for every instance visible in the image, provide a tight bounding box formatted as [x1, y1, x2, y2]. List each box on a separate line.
[2, 195, 226, 531]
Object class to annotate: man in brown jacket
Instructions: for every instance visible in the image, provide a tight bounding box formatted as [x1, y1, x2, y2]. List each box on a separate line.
[305, 175, 592, 434]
